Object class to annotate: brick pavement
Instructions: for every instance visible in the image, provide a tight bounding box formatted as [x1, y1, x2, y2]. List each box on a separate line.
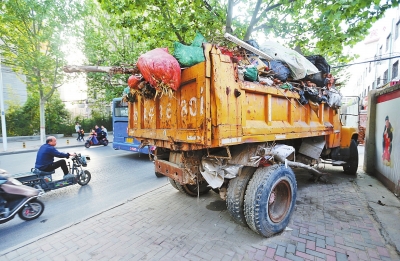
[1, 166, 399, 261]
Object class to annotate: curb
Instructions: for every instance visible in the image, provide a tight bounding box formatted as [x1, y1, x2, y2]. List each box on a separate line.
[0, 142, 113, 156]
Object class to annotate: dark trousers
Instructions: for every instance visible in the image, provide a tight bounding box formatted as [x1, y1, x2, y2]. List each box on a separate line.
[40, 159, 68, 175]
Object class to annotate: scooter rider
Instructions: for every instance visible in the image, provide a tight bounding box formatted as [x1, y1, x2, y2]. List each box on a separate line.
[94, 125, 104, 140]
[35, 136, 76, 179]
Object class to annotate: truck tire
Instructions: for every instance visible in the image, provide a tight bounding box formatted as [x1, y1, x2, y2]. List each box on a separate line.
[175, 180, 211, 197]
[168, 178, 179, 190]
[244, 165, 297, 237]
[343, 139, 358, 176]
[155, 172, 164, 178]
[226, 166, 256, 227]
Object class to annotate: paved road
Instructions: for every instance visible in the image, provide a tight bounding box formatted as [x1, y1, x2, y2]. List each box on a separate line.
[0, 144, 400, 260]
[0, 146, 166, 251]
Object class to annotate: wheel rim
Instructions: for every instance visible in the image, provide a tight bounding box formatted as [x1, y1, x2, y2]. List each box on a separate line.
[22, 202, 42, 219]
[268, 179, 291, 223]
[79, 172, 89, 183]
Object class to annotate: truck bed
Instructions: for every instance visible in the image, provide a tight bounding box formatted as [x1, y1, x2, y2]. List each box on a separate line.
[128, 44, 341, 151]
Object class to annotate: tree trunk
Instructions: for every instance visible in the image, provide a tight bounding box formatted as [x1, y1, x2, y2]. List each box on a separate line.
[225, 0, 234, 34]
[39, 97, 46, 144]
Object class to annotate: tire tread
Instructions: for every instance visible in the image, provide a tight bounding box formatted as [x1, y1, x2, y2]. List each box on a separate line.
[244, 165, 297, 237]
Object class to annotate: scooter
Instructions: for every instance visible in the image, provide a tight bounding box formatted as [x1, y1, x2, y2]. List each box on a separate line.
[11, 154, 91, 192]
[0, 173, 45, 224]
[85, 135, 109, 148]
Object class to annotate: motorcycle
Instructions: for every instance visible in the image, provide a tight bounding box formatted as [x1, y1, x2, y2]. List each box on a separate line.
[85, 135, 109, 148]
[0, 172, 45, 224]
[12, 153, 91, 192]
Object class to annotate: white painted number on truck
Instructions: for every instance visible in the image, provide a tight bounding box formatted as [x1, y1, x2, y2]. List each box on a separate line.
[181, 100, 188, 117]
[189, 97, 197, 116]
[141, 94, 205, 121]
[181, 95, 204, 118]
[159, 103, 172, 119]
[144, 107, 155, 122]
[166, 103, 172, 119]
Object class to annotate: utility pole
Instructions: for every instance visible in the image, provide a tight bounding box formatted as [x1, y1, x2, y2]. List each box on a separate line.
[0, 53, 8, 151]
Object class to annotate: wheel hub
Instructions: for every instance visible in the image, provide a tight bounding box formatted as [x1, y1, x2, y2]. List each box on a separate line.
[268, 179, 291, 223]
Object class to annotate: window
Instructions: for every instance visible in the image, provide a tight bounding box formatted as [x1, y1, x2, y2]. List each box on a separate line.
[114, 100, 128, 117]
[369, 62, 371, 72]
[372, 81, 375, 89]
[383, 70, 388, 83]
[386, 34, 391, 51]
[393, 61, 399, 79]
[377, 77, 381, 86]
[379, 46, 382, 57]
[396, 21, 400, 40]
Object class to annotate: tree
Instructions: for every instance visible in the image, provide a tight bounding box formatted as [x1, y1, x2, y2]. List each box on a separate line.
[76, 0, 226, 101]
[97, 0, 226, 48]
[45, 93, 70, 134]
[5, 92, 70, 136]
[82, 2, 145, 104]
[96, 0, 399, 64]
[0, 0, 85, 142]
[227, 0, 399, 61]
[80, 1, 226, 103]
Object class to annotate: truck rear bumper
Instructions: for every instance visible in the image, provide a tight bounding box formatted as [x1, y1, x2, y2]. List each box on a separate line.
[155, 160, 183, 182]
[154, 159, 198, 185]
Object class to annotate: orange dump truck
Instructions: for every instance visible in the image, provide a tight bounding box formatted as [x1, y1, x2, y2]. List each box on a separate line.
[127, 43, 359, 237]
[131, 44, 359, 237]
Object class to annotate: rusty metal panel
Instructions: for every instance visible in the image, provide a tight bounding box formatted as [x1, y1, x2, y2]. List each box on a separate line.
[158, 95, 177, 129]
[210, 47, 242, 146]
[154, 159, 184, 183]
[299, 137, 326, 159]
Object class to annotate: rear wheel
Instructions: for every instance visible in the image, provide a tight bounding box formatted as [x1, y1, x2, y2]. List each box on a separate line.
[77, 170, 91, 186]
[103, 140, 109, 146]
[244, 165, 297, 237]
[168, 178, 179, 190]
[343, 139, 358, 176]
[18, 199, 45, 221]
[226, 166, 256, 226]
[175, 180, 211, 197]
[155, 172, 164, 178]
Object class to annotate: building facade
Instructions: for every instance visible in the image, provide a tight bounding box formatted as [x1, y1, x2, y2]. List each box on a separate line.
[0, 65, 27, 110]
[343, 7, 400, 100]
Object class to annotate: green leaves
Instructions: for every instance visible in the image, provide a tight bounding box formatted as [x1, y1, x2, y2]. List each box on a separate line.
[0, 0, 86, 95]
[81, 0, 398, 95]
[0, 0, 86, 136]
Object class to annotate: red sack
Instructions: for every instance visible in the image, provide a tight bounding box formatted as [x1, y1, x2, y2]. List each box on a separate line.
[127, 74, 142, 90]
[137, 48, 181, 92]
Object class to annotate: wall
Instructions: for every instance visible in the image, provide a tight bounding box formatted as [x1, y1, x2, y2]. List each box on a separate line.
[364, 84, 400, 194]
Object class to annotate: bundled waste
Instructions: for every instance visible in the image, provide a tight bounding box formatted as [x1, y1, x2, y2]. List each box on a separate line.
[123, 32, 342, 110]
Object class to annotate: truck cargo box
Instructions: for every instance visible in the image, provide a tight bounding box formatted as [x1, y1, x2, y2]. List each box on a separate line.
[128, 44, 342, 151]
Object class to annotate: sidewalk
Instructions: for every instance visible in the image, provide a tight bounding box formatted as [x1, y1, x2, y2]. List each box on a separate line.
[0, 134, 114, 155]
[0, 144, 399, 260]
